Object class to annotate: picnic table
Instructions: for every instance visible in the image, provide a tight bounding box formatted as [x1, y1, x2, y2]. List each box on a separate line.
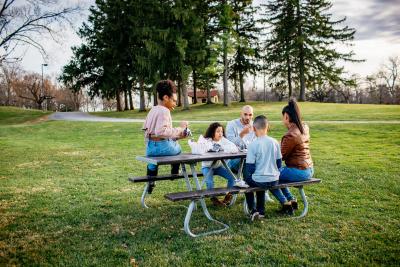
[134, 152, 246, 235]
[132, 152, 321, 237]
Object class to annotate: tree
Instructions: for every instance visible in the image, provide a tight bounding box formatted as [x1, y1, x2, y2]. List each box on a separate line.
[0, 0, 79, 62]
[263, 0, 359, 101]
[377, 56, 400, 103]
[230, 0, 260, 102]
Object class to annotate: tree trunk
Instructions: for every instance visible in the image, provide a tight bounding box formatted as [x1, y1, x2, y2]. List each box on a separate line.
[223, 35, 229, 106]
[192, 69, 197, 104]
[116, 88, 122, 111]
[139, 80, 146, 112]
[177, 80, 182, 107]
[181, 77, 190, 110]
[124, 90, 129, 110]
[286, 38, 293, 97]
[239, 70, 245, 102]
[296, 0, 306, 101]
[128, 86, 134, 110]
[206, 75, 212, 104]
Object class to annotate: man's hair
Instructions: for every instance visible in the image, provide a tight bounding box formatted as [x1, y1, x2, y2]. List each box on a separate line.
[253, 115, 268, 130]
[156, 80, 176, 101]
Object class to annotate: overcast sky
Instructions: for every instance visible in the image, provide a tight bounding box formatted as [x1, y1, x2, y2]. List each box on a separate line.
[13, 0, 400, 80]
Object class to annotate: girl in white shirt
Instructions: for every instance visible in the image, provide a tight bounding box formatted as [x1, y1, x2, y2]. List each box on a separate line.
[200, 122, 238, 206]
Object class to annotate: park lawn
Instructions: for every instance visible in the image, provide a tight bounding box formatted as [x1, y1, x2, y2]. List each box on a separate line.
[0, 118, 399, 266]
[0, 106, 50, 125]
[91, 101, 400, 121]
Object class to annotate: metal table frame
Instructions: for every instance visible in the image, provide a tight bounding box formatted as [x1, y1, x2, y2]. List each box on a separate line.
[136, 152, 246, 237]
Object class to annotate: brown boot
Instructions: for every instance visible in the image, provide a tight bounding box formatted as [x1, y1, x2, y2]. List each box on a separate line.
[222, 193, 233, 206]
[210, 197, 226, 207]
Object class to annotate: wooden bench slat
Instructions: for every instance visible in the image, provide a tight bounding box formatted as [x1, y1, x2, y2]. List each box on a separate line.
[129, 173, 204, 183]
[165, 178, 321, 202]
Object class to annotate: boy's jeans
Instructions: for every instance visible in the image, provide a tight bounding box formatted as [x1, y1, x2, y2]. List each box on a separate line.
[277, 167, 314, 202]
[201, 166, 236, 190]
[145, 139, 181, 171]
[243, 176, 280, 215]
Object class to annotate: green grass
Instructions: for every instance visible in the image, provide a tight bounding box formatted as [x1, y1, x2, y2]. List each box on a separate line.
[92, 101, 400, 121]
[0, 106, 50, 125]
[1, 107, 400, 266]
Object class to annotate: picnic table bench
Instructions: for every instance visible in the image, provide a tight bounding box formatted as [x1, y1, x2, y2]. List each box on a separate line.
[130, 152, 321, 237]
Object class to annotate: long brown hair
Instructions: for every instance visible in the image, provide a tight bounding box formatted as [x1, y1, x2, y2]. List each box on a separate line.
[282, 98, 304, 134]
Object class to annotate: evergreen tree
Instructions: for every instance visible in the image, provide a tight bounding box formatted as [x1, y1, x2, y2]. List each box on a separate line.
[263, 0, 359, 101]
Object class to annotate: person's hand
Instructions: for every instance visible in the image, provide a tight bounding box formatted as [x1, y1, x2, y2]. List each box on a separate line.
[240, 125, 251, 138]
[180, 121, 188, 129]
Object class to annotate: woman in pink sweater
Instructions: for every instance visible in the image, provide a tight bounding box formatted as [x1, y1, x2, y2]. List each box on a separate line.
[142, 80, 189, 193]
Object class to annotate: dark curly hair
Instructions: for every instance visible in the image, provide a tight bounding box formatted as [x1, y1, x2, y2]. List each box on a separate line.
[156, 80, 176, 101]
[204, 122, 225, 139]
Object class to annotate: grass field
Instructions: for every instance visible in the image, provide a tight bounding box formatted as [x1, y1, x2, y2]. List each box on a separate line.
[92, 101, 400, 121]
[1, 105, 400, 266]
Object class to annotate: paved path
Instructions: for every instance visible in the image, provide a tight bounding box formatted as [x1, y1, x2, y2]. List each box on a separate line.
[48, 112, 400, 124]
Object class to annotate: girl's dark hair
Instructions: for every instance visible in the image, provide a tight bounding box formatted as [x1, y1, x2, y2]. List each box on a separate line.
[156, 80, 176, 101]
[282, 98, 304, 134]
[204, 122, 225, 139]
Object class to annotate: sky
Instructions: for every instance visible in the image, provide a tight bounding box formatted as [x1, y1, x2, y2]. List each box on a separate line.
[11, 0, 400, 80]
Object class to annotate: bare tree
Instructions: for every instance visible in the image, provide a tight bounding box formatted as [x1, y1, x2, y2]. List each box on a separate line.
[377, 56, 400, 103]
[0, 61, 20, 105]
[0, 0, 80, 62]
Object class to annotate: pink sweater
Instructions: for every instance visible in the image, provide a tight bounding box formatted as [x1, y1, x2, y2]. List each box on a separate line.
[143, 105, 183, 139]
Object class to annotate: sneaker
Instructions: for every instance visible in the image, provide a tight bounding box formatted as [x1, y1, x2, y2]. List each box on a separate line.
[222, 193, 233, 205]
[210, 197, 226, 207]
[258, 213, 265, 219]
[234, 180, 249, 188]
[250, 210, 259, 221]
[278, 203, 294, 215]
[290, 200, 298, 210]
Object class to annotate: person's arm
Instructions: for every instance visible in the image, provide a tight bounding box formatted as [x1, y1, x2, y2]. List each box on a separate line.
[244, 163, 256, 179]
[276, 158, 282, 169]
[226, 120, 244, 147]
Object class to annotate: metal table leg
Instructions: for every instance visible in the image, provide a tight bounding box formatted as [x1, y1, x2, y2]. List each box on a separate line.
[140, 183, 149, 209]
[181, 163, 230, 237]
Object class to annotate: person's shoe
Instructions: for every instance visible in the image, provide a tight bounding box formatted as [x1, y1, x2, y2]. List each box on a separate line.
[278, 203, 294, 215]
[250, 210, 259, 221]
[210, 197, 226, 207]
[258, 213, 265, 219]
[234, 180, 249, 188]
[147, 181, 155, 194]
[222, 193, 233, 205]
[290, 200, 298, 211]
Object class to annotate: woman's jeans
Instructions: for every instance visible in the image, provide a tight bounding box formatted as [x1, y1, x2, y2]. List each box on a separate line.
[201, 166, 236, 190]
[276, 167, 314, 203]
[145, 139, 181, 171]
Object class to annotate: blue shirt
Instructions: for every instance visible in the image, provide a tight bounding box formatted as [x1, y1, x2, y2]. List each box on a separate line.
[246, 135, 282, 183]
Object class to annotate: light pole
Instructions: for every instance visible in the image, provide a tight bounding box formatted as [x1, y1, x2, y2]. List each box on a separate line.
[41, 63, 48, 110]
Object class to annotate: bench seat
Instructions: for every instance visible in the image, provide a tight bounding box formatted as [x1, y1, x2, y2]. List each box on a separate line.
[165, 178, 321, 202]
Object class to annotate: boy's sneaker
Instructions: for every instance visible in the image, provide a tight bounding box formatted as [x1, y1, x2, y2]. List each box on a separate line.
[250, 210, 259, 221]
[234, 180, 249, 188]
[290, 200, 298, 210]
[258, 213, 265, 219]
[278, 203, 294, 215]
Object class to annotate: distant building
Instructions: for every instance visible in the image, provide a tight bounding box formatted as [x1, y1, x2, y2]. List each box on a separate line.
[188, 89, 219, 104]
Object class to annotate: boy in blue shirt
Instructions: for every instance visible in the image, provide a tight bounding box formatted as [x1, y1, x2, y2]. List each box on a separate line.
[244, 115, 293, 220]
